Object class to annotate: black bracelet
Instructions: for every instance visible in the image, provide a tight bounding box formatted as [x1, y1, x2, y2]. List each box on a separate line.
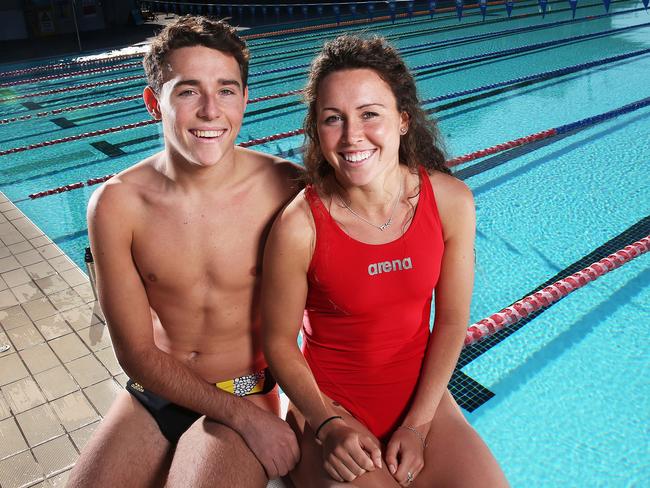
[314, 415, 343, 440]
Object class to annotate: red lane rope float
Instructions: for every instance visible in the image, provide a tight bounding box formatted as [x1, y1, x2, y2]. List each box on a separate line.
[0, 94, 142, 125]
[27, 127, 306, 199]
[2, 119, 158, 158]
[0, 61, 142, 88]
[463, 237, 650, 348]
[0, 74, 144, 104]
[446, 129, 557, 167]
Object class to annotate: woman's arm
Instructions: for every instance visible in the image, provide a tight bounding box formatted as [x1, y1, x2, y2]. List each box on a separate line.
[385, 173, 476, 482]
[262, 192, 382, 482]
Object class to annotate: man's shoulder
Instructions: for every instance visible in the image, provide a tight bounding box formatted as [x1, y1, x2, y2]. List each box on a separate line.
[235, 147, 304, 186]
[88, 154, 164, 217]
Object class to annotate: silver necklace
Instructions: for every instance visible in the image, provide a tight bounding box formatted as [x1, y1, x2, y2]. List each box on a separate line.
[336, 181, 403, 231]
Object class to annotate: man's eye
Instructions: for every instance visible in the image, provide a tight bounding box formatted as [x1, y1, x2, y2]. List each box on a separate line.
[220, 89, 235, 96]
[178, 90, 195, 96]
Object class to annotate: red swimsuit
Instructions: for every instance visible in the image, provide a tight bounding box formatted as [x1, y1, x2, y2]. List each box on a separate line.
[303, 167, 445, 441]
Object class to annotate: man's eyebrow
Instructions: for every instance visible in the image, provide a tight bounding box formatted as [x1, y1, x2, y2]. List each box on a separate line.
[173, 79, 242, 89]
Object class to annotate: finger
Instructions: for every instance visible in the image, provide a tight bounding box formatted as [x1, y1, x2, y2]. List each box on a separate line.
[394, 454, 418, 486]
[328, 456, 360, 482]
[347, 441, 376, 472]
[384, 439, 400, 475]
[360, 436, 383, 469]
[324, 461, 345, 483]
[335, 450, 368, 478]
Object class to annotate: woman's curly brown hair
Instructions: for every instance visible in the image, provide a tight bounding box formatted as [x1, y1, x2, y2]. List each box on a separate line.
[302, 35, 450, 188]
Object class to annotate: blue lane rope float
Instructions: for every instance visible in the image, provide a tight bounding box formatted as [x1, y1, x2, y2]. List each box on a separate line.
[247, 21, 650, 77]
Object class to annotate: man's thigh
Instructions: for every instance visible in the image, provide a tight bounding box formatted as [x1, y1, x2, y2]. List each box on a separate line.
[167, 417, 268, 488]
[67, 391, 172, 488]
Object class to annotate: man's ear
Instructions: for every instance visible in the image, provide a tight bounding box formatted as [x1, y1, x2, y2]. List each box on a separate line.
[243, 85, 249, 110]
[143, 86, 161, 120]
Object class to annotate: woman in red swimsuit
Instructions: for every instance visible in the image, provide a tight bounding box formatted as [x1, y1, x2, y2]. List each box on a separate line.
[263, 35, 508, 487]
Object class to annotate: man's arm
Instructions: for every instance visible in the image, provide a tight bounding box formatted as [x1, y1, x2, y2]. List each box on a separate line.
[87, 180, 299, 477]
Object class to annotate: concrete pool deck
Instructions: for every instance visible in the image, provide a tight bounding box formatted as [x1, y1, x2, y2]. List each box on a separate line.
[0, 192, 288, 488]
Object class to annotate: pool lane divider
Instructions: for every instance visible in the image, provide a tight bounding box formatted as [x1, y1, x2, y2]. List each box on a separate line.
[20, 93, 650, 200]
[4, 43, 646, 126]
[0, 89, 303, 125]
[463, 236, 650, 347]
[4, 13, 646, 106]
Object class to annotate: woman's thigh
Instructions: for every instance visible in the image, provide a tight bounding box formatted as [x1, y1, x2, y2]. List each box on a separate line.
[286, 397, 400, 488]
[413, 390, 509, 488]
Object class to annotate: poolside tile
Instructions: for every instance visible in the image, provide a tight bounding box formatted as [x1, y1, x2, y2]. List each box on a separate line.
[58, 267, 88, 288]
[38, 244, 63, 260]
[48, 288, 86, 312]
[11, 282, 45, 304]
[34, 366, 79, 401]
[35, 275, 70, 296]
[84, 378, 121, 416]
[1, 377, 46, 414]
[8, 241, 33, 255]
[95, 346, 121, 376]
[0, 201, 14, 212]
[0, 417, 28, 460]
[2, 268, 32, 287]
[49, 333, 89, 363]
[0, 276, 6, 292]
[48, 254, 76, 273]
[0, 353, 29, 385]
[6, 323, 44, 350]
[0, 330, 12, 357]
[15, 249, 43, 267]
[0, 246, 11, 259]
[29, 236, 51, 248]
[114, 373, 128, 387]
[0, 391, 10, 419]
[32, 435, 78, 477]
[73, 283, 96, 303]
[19, 343, 60, 375]
[12, 217, 43, 240]
[0, 450, 45, 488]
[51, 391, 100, 431]
[0, 304, 32, 330]
[16, 403, 65, 447]
[48, 469, 71, 487]
[3, 209, 23, 221]
[60, 305, 101, 331]
[34, 314, 73, 341]
[22, 297, 57, 321]
[25, 261, 57, 280]
[0, 289, 19, 309]
[70, 421, 99, 452]
[66, 355, 110, 388]
[47, 255, 77, 273]
[77, 322, 112, 352]
[1, 230, 26, 246]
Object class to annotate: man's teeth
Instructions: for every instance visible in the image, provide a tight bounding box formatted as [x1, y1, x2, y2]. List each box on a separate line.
[192, 129, 225, 138]
[343, 150, 373, 162]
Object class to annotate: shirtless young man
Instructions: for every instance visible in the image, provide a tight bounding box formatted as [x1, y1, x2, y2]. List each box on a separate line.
[67, 17, 302, 487]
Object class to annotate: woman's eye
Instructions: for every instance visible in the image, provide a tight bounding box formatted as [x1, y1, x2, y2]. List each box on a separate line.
[324, 114, 342, 124]
[361, 111, 379, 119]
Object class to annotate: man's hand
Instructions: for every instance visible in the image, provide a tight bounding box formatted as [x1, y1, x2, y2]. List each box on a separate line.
[319, 420, 382, 483]
[238, 408, 300, 479]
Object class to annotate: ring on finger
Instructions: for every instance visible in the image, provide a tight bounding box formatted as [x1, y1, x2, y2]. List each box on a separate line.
[406, 471, 414, 484]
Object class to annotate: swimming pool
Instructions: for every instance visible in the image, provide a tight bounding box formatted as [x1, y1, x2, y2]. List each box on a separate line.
[1, 1, 648, 485]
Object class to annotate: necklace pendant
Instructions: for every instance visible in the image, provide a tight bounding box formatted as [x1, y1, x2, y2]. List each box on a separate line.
[379, 220, 392, 231]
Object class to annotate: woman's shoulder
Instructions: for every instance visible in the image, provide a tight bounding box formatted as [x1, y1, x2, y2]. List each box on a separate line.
[426, 170, 475, 239]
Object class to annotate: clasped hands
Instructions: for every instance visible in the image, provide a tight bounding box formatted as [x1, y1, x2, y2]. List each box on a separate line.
[318, 419, 426, 486]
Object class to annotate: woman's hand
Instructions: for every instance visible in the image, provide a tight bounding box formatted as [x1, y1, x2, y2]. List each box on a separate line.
[385, 426, 426, 486]
[319, 420, 383, 482]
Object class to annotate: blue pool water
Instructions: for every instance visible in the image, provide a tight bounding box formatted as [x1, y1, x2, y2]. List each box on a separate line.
[1, 0, 648, 485]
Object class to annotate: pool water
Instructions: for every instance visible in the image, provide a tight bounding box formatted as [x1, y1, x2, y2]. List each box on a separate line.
[0, 0, 648, 485]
